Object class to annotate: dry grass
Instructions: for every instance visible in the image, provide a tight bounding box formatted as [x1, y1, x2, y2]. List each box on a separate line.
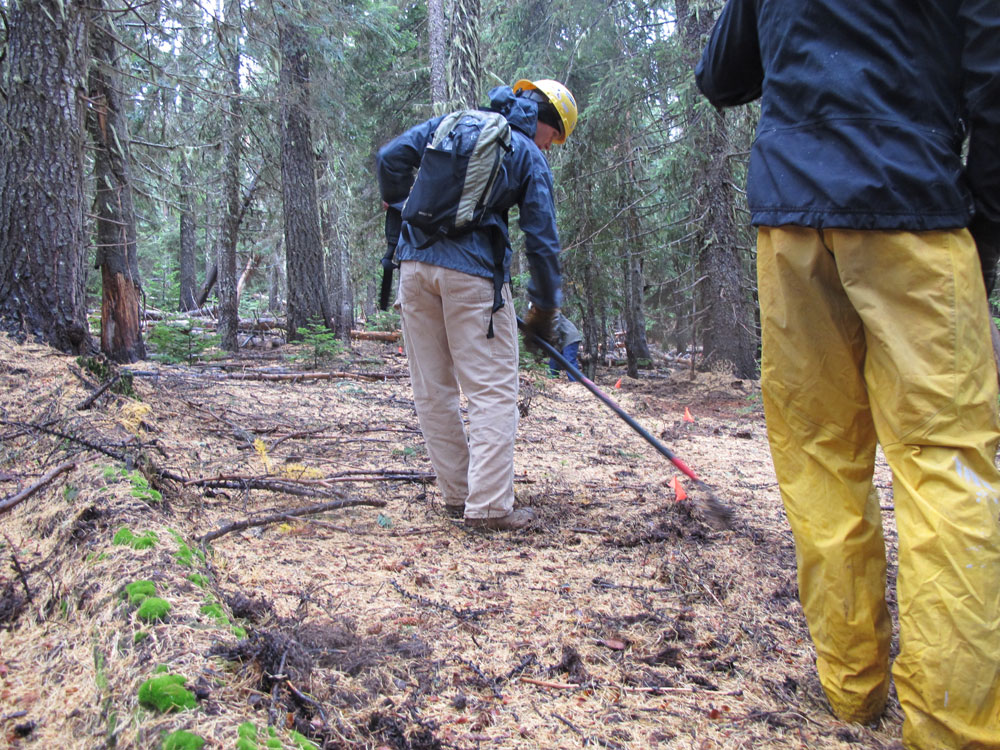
[0, 332, 902, 749]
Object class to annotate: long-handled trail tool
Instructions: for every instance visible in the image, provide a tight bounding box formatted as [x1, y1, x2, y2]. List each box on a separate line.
[517, 317, 734, 530]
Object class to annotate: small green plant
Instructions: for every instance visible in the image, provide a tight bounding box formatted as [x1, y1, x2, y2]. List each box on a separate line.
[137, 673, 197, 712]
[169, 529, 205, 569]
[294, 319, 344, 368]
[63, 484, 80, 503]
[364, 308, 400, 333]
[137, 597, 171, 623]
[162, 730, 205, 750]
[187, 573, 208, 588]
[134, 631, 150, 644]
[147, 323, 221, 365]
[129, 472, 162, 504]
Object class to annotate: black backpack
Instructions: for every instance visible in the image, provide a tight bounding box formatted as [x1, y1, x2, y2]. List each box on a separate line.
[402, 109, 512, 242]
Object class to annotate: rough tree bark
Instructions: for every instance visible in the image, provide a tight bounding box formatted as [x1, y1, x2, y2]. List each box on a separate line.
[678, 0, 758, 379]
[178, 86, 198, 312]
[217, 3, 243, 352]
[448, 0, 482, 108]
[87, 0, 145, 363]
[0, 0, 93, 354]
[280, 16, 332, 339]
[427, 0, 448, 110]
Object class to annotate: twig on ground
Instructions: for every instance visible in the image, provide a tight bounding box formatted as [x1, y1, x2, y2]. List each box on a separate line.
[390, 579, 502, 621]
[0, 461, 76, 516]
[75, 375, 121, 410]
[196, 497, 387, 544]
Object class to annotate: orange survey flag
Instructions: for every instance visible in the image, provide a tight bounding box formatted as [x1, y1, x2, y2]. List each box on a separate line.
[683, 407, 695, 423]
[670, 475, 688, 501]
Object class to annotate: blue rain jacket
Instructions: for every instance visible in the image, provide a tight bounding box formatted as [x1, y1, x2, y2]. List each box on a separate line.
[694, 0, 1000, 239]
[376, 86, 562, 309]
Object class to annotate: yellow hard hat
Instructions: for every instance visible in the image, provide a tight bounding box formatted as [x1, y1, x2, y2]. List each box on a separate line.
[513, 78, 578, 144]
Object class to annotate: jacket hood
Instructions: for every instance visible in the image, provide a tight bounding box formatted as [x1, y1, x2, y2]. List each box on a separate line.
[489, 85, 537, 137]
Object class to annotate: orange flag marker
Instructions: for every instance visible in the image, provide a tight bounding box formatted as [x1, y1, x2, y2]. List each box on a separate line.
[614, 378, 622, 389]
[670, 475, 688, 501]
[683, 407, 695, 423]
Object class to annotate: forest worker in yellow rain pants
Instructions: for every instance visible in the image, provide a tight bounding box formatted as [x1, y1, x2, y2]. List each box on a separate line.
[695, 1, 1000, 748]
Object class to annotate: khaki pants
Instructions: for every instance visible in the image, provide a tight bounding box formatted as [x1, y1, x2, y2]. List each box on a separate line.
[397, 261, 518, 519]
[758, 227, 1000, 749]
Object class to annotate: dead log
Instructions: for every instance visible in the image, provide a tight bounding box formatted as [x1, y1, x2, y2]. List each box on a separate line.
[350, 330, 400, 342]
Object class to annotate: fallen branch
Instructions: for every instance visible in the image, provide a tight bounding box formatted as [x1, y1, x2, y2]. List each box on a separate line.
[127, 368, 407, 383]
[185, 471, 434, 492]
[0, 461, 77, 516]
[76, 374, 121, 410]
[196, 497, 387, 544]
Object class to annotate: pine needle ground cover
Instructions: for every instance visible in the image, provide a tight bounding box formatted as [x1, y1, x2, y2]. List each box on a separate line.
[0, 333, 902, 749]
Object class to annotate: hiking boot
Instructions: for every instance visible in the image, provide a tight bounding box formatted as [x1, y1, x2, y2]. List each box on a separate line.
[464, 508, 536, 531]
[444, 504, 465, 519]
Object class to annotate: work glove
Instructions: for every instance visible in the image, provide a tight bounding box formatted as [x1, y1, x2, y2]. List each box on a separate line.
[522, 306, 558, 357]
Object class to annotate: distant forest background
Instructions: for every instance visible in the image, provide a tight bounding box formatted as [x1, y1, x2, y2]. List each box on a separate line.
[0, 0, 764, 378]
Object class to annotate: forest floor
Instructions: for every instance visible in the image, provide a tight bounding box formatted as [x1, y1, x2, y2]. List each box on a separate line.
[0, 330, 904, 750]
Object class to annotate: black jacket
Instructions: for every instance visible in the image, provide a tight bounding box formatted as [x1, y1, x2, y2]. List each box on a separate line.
[695, 0, 1000, 247]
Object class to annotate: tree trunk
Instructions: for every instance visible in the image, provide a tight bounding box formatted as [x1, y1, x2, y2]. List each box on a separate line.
[178, 87, 198, 312]
[427, 0, 447, 110]
[87, 0, 145, 363]
[694, 109, 758, 378]
[320, 197, 354, 340]
[678, 0, 758, 379]
[0, 0, 93, 354]
[448, 0, 482, 108]
[217, 5, 243, 352]
[268, 241, 285, 313]
[280, 17, 332, 340]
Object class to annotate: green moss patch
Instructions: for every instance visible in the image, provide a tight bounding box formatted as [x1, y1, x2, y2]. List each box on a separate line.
[124, 580, 157, 606]
[113, 526, 158, 550]
[137, 673, 197, 712]
[162, 729, 204, 750]
[137, 597, 171, 623]
[199, 602, 229, 626]
[289, 730, 319, 750]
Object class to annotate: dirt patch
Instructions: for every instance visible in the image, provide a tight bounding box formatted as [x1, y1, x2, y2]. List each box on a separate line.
[0, 332, 903, 749]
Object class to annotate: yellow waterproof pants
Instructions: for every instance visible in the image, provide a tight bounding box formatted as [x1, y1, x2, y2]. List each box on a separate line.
[757, 227, 1000, 749]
